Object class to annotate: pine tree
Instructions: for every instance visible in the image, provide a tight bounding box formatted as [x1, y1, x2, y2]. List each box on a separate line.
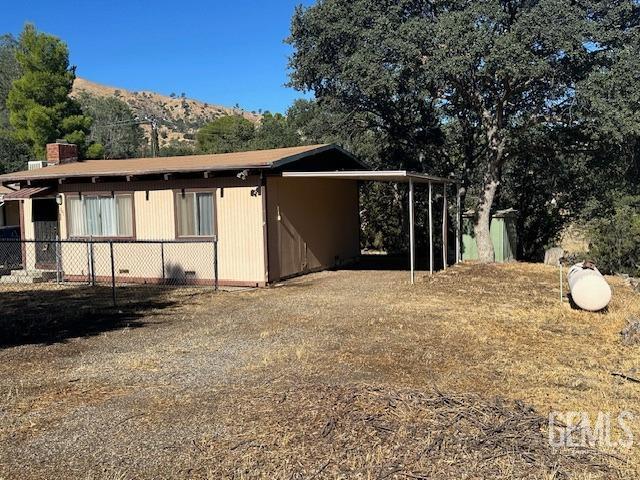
[7, 24, 91, 158]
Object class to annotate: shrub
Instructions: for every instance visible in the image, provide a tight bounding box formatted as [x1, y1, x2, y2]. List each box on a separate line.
[85, 142, 104, 159]
[589, 196, 640, 276]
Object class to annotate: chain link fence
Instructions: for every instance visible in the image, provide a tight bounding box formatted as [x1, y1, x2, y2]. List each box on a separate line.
[0, 238, 218, 306]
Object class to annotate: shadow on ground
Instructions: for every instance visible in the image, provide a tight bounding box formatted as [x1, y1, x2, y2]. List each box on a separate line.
[345, 253, 448, 271]
[0, 286, 176, 348]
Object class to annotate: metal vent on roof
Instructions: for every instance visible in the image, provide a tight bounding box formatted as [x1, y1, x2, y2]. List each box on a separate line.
[28, 161, 49, 170]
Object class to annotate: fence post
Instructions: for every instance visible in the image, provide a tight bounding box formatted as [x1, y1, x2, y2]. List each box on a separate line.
[110, 240, 116, 307]
[160, 241, 165, 283]
[89, 237, 96, 286]
[86, 240, 91, 285]
[213, 236, 218, 291]
[55, 235, 61, 284]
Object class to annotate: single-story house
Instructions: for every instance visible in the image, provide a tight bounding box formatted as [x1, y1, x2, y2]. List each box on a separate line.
[0, 142, 459, 286]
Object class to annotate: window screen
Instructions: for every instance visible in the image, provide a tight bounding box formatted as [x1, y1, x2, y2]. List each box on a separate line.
[66, 194, 133, 237]
[176, 191, 215, 237]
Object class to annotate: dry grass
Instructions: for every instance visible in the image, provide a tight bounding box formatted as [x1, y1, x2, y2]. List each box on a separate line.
[199, 384, 618, 479]
[0, 262, 639, 479]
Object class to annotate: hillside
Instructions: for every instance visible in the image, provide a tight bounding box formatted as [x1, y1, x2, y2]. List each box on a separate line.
[71, 78, 261, 147]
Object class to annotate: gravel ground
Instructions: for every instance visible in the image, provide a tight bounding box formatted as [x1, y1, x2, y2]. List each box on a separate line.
[0, 264, 638, 479]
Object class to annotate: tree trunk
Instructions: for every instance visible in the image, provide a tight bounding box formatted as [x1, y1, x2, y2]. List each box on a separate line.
[474, 171, 499, 263]
[474, 102, 507, 263]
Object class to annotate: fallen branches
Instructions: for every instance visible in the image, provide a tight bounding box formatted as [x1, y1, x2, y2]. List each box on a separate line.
[611, 371, 640, 384]
[201, 384, 621, 479]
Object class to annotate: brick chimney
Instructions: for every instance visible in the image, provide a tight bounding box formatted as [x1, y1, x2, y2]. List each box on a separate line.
[46, 141, 78, 165]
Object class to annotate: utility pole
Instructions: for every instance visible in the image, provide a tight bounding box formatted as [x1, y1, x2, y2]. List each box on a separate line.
[151, 119, 159, 157]
[144, 116, 159, 157]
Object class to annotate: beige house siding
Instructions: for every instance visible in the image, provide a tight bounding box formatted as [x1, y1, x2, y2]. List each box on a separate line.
[18, 175, 360, 285]
[22, 200, 35, 240]
[57, 188, 175, 241]
[216, 184, 267, 285]
[22, 177, 267, 286]
[58, 195, 68, 239]
[22, 200, 36, 270]
[134, 190, 175, 240]
[57, 241, 218, 285]
[266, 177, 360, 282]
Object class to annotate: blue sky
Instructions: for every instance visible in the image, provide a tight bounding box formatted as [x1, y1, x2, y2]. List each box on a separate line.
[1, 0, 315, 113]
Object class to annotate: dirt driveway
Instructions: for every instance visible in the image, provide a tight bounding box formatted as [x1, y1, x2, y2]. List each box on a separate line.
[1, 264, 639, 479]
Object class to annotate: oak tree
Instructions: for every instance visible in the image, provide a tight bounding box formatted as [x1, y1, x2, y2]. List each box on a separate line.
[288, 0, 638, 262]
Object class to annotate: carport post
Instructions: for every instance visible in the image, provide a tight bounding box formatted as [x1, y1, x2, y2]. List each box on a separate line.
[428, 182, 433, 275]
[408, 178, 415, 285]
[442, 184, 448, 270]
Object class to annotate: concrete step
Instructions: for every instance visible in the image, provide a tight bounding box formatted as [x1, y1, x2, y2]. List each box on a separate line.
[9, 269, 56, 280]
[0, 275, 46, 284]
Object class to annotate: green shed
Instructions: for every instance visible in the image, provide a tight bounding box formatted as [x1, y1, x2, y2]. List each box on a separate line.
[462, 209, 518, 262]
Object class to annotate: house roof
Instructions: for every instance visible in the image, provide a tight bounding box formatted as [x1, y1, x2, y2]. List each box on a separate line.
[0, 144, 363, 184]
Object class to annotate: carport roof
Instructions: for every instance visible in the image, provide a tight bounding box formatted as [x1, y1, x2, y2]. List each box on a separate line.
[280, 170, 457, 184]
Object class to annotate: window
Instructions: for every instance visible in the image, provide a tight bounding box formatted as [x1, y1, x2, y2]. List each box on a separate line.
[176, 191, 215, 237]
[66, 194, 133, 237]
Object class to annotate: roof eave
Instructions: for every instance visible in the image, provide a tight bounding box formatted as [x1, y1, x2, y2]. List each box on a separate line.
[0, 163, 274, 185]
[280, 170, 458, 184]
[270, 143, 370, 170]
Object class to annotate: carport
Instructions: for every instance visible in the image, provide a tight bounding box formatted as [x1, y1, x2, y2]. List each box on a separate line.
[280, 170, 461, 284]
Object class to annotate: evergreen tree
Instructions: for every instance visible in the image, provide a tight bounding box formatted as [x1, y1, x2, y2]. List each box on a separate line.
[7, 24, 91, 158]
[0, 131, 30, 174]
[0, 34, 21, 129]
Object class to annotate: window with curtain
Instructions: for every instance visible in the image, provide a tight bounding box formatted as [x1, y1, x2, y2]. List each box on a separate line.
[176, 191, 215, 237]
[66, 194, 134, 237]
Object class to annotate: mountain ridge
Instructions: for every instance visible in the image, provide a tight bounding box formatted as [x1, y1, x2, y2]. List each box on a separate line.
[71, 78, 262, 147]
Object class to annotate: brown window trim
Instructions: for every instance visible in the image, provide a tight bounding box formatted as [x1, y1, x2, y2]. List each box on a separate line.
[173, 188, 218, 240]
[64, 192, 137, 240]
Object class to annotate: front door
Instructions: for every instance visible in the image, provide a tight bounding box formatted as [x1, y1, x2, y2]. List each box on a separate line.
[32, 198, 59, 269]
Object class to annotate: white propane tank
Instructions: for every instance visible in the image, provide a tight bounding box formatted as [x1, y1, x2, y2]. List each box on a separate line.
[567, 262, 612, 312]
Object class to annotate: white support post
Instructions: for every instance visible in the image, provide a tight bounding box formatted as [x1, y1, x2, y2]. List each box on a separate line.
[442, 184, 448, 270]
[428, 181, 433, 275]
[456, 183, 461, 264]
[409, 179, 415, 285]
